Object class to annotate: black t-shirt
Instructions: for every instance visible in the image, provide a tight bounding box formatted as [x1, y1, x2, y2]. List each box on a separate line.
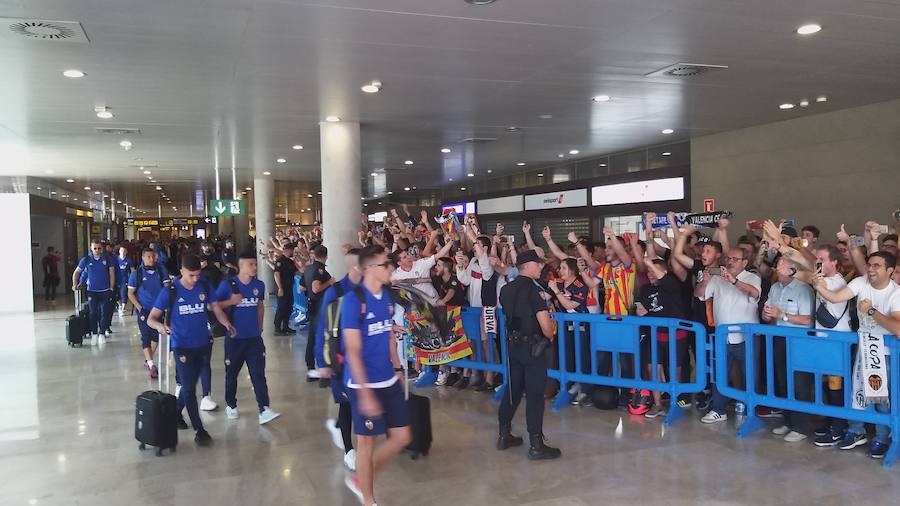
[434, 275, 468, 307]
[275, 255, 298, 296]
[638, 273, 687, 320]
[561, 279, 589, 313]
[499, 276, 548, 336]
[221, 248, 237, 274]
[688, 259, 708, 325]
[303, 260, 331, 306]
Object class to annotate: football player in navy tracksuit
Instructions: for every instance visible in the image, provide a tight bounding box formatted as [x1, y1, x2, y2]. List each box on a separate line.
[127, 248, 170, 379]
[315, 248, 363, 471]
[116, 246, 134, 317]
[215, 252, 281, 425]
[72, 239, 115, 346]
[148, 254, 232, 446]
[342, 246, 412, 506]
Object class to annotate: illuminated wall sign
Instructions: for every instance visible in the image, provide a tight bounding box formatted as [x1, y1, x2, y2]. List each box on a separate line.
[368, 211, 387, 223]
[591, 177, 685, 206]
[477, 195, 523, 215]
[441, 201, 476, 215]
[524, 188, 587, 211]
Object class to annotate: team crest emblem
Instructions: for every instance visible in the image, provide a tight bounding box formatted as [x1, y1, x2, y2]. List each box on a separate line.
[199, 293, 206, 302]
[102, 260, 107, 265]
[319, 268, 324, 275]
[365, 419, 374, 431]
[868, 374, 883, 391]
[252, 288, 259, 296]
[224, 359, 231, 366]
[179, 355, 187, 363]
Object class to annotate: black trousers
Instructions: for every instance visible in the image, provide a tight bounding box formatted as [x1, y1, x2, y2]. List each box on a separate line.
[498, 341, 548, 435]
[304, 302, 319, 369]
[774, 336, 813, 432]
[274, 293, 293, 332]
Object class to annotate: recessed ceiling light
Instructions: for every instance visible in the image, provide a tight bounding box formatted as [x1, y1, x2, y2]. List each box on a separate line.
[66, 178, 74, 183]
[779, 103, 795, 110]
[83, 186, 91, 190]
[661, 128, 674, 134]
[404, 160, 414, 165]
[102, 194, 108, 198]
[361, 81, 382, 93]
[467, 173, 474, 177]
[143, 170, 151, 175]
[263, 171, 271, 176]
[816, 95, 827, 103]
[83, 200, 88, 204]
[150, 180, 156, 183]
[325, 116, 340, 122]
[796, 24, 822, 35]
[155, 186, 162, 190]
[317, 191, 321, 194]
[373, 194, 379, 198]
[599, 163, 607, 167]
[306, 193, 313, 197]
[799, 99, 810, 107]
[360, 197, 365, 200]
[292, 145, 303, 150]
[96, 110, 113, 119]
[537, 173, 544, 177]
[63, 69, 85, 78]
[36, 186, 42, 190]
[246, 187, 252, 191]
[569, 149, 580, 155]
[662, 152, 672, 156]
[538, 114, 553, 119]
[119, 140, 132, 148]
[487, 169, 492, 173]
[94, 191, 100, 194]
[557, 153, 565, 158]
[464, 0, 496, 5]
[370, 172, 377, 176]
[516, 162, 525, 166]
[50, 191, 56, 195]
[460, 187, 466, 191]
[449, 178, 453, 182]
[505, 126, 520, 132]
[363, 203, 368, 207]
[441, 148, 451, 153]
[592, 95, 611, 102]
[412, 186, 417, 190]
[387, 191, 393, 195]
[276, 158, 286, 163]
[404, 187, 410, 191]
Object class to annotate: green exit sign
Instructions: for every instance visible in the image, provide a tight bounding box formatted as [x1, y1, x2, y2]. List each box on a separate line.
[210, 199, 245, 217]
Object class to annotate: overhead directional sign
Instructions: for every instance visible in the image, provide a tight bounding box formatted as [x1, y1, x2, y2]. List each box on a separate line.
[209, 199, 245, 217]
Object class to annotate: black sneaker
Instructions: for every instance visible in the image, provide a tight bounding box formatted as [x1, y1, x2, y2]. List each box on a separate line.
[813, 426, 828, 438]
[814, 429, 843, 447]
[870, 440, 889, 459]
[194, 430, 213, 447]
[455, 377, 470, 390]
[177, 416, 189, 430]
[473, 379, 492, 392]
[694, 392, 711, 411]
[838, 432, 868, 450]
[445, 372, 461, 387]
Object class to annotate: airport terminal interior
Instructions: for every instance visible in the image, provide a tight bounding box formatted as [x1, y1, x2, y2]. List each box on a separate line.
[2, 1, 900, 505]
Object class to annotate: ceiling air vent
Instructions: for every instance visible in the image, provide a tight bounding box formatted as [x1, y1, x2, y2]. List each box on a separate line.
[1, 18, 89, 42]
[645, 63, 728, 78]
[96, 127, 141, 135]
[460, 137, 497, 144]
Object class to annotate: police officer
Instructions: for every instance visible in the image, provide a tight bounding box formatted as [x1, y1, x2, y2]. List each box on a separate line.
[303, 244, 334, 379]
[496, 249, 561, 460]
[273, 243, 298, 336]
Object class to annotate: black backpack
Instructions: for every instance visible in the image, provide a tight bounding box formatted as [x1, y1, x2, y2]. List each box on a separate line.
[322, 286, 373, 377]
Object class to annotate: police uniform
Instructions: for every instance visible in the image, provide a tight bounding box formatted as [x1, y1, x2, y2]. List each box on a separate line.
[273, 252, 298, 333]
[496, 250, 561, 460]
[303, 259, 332, 369]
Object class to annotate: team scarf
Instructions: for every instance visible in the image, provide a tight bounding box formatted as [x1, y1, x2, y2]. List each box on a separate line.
[642, 211, 735, 230]
[851, 331, 889, 408]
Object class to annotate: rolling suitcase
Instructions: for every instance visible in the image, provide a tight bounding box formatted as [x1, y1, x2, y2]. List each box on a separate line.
[135, 334, 178, 456]
[66, 290, 88, 347]
[402, 336, 432, 459]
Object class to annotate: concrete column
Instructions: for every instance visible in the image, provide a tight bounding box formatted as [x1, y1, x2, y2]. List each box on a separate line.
[233, 210, 249, 253]
[320, 121, 361, 279]
[254, 176, 275, 291]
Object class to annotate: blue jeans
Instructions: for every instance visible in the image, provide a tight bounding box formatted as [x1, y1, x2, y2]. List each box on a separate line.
[174, 344, 212, 432]
[711, 342, 746, 413]
[224, 337, 270, 412]
[848, 361, 892, 444]
[87, 290, 111, 335]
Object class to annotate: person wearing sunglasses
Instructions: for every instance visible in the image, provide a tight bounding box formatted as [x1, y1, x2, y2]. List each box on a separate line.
[72, 239, 116, 346]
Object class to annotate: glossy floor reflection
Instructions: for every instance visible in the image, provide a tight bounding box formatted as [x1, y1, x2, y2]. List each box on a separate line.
[3, 299, 900, 505]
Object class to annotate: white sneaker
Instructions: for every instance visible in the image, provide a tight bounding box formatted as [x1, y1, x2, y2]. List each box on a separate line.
[343, 449, 357, 471]
[306, 369, 321, 380]
[105, 329, 112, 336]
[701, 410, 727, 424]
[772, 425, 790, 436]
[226, 406, 239, 419]
[325, 418, 345, 450]
[200, 396, 218, 411]
[783, 430, 807, 443]
[567, 383, 581, 396]
[175, 384, 182, 398]
[118, 309, 124, 317]
[258, 407, 281, 425]
[91, 334, 99, 346]
[98, 334, 106, 346]
[435, 370, 448, 386]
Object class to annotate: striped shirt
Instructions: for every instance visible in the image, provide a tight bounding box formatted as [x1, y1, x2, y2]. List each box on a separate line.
[595, 261, 635, 315]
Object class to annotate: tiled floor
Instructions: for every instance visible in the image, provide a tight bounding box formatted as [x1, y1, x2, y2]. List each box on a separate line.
[2, 298, 899, 505]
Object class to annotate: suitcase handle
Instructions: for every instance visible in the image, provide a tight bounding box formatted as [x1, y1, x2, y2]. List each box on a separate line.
[157, 333, 171, 393]
[74, 288, 82, 312]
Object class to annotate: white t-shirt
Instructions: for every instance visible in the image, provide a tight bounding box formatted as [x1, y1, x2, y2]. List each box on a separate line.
[816, 274, 852, 332]
[391, 255, 437, 300]
[847, 277, 900, 337]
[701, 270, 762, 344]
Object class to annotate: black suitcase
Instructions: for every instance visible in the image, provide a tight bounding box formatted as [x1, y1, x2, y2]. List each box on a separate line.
[66, 290, 88, 347]
[136, 334, 178, 456]
[406, 392, 432, 459]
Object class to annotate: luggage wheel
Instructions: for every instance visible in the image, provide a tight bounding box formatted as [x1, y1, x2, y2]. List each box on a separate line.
[139, 443, 146, 450]
[155, 448, 163, 457]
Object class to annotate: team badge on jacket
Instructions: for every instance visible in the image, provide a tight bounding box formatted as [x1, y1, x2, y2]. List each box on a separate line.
[365, 419, 374, 431]
[199, 293, 206, 302]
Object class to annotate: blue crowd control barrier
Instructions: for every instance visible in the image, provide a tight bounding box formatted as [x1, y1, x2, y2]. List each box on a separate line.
[549, 313, 708, 427]
[713, 323, 900, 467]
[409, 307, 508, 402]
